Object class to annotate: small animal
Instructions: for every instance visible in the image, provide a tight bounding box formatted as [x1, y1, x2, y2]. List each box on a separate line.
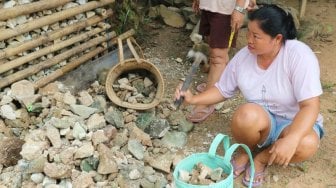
[187, 33, 210, 73]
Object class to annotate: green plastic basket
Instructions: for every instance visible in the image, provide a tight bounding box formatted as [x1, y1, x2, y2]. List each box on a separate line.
[173, 134, 255, 188]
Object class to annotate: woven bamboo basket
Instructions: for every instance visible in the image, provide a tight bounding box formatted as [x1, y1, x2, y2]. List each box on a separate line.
[105, 37, 164, 110]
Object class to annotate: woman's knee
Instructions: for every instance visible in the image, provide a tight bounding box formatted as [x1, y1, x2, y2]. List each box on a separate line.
[209, 48, 229, 65]
[231, 103, 269, 131]
[293, 132, 320, 161]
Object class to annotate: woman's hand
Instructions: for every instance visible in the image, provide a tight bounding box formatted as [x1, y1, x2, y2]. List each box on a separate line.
[175, 84, 194, 105]
[247, 0, 258, 11]
[268, 135, 300, 167]
[231, 10, 245, 31]
[192, 0, 200, 14]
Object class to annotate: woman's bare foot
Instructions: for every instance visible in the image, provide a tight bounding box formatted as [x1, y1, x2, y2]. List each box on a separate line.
[232, 152, 250, 178]
[243, 157, 267, 187]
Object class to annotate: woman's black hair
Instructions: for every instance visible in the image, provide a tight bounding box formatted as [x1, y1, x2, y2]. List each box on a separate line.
[248, 4, 297, 43]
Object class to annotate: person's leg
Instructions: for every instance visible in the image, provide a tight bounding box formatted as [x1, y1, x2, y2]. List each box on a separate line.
[188, 12, 233, 123]
[206, 47, 229, 89]
[230, 103, 271, 176]
[244, 128, 320, 185]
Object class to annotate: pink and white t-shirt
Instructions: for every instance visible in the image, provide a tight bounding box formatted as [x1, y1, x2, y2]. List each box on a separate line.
[215, 40, 323, 126]
[199, 0, 250, 15]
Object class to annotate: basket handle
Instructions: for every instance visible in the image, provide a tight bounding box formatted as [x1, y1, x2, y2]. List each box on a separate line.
[224, 143, 255, 188]
[208, 134, 231, 158]
[118, 37, 124, 64]
[127, 37, 145, 63]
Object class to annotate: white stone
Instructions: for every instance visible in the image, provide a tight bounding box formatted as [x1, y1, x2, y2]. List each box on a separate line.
[86, 11, 95, 18]
[63, 2, 79, 9]
[118, 78, 129, 85]
[129, 169, 142, 180]
[18, 0, 32, 5]
[11, 80, 35, 100]
[31, 173, 44, 184]
[6, 18, 17, 29]
[63, 91, 76, 105]
[0, 95, 13, 105]
[76, 0, 87, 5]
[4, 0, 16, 8]
[144, 77, 153, 87]
[78, 91, 94, 106]
[0, 105, 16, 120]
[16, 15, 27, 25]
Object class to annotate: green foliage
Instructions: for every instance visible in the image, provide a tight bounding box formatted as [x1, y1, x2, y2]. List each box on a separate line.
[322, 82, 335, 92]
[113, 0, 151, 37]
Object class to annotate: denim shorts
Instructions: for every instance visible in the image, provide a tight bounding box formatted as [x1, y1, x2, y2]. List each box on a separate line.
[257, 109, 324, 148]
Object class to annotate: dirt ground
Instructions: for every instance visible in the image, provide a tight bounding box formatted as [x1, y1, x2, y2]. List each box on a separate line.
[142, 1, 336, 187]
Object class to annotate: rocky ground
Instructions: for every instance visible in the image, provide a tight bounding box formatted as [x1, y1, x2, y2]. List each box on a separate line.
[0, 0, 335, 188]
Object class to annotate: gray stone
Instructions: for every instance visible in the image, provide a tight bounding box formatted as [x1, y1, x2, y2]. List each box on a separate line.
[136, 112, 155, 130]
[72, 122, 87, 140]
[129, 169, 142, 180]
[147, 154, 173, 173]
[80, 157, 99, 172]
[45, 117, 71, 129]
[26, 156, 48, 173]
[140, 178, 155, 188]
[159, 5, 186, 28]
[90, 95, 107, 113]
[145, 118, 170, 138]
[105, 107, 124, 128]
[46, 125, 62, 148]
[128, 139, 145, 160]
[161, 131, 187, 148]
[70, 104, 97, 119]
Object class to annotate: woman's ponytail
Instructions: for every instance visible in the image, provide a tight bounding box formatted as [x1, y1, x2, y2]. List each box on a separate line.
[285, 12, 297, 40]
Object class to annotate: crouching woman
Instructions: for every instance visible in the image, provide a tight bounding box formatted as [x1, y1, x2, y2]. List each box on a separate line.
[175, 4, 324, 187]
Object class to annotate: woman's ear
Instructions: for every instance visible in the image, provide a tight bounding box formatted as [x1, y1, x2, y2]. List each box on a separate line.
[275, 34, 283, 44]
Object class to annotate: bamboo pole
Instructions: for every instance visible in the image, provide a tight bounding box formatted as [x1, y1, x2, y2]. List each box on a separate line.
[0, 31, 117, 89]
[0, 26, 110, 75]
[0, 10, 113, 60]
[0, 0, 115, 41]
[300, 0, 307, 20]
[34, 47, 105, 89]
[34, 29, 136, 89]
[0, 0, 72, 21]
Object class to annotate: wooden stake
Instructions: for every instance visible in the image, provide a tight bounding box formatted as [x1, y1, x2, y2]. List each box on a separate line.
[0, 0, 115, 41]
[0, 0, 72, 21]
[0, 26, 110, 74]
[0, 10, 113, 60]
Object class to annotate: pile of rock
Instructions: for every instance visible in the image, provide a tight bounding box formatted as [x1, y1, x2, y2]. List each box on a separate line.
[178, 162, 229, 186]
[0, 79, 195, 187]
[113, 72, 157, 104]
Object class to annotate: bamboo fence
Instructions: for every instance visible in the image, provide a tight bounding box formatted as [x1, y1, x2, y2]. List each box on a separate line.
[0, 0, 132, 90]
